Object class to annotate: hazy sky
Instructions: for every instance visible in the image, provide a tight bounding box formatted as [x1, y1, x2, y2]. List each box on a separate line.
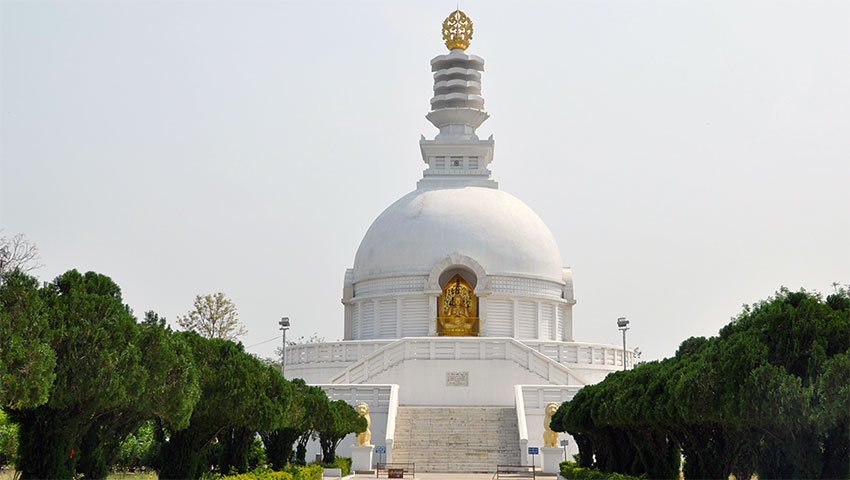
[2, 1, 848, 363]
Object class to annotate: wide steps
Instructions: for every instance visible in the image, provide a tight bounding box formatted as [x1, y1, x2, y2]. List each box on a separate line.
[391, 406, 520, 473]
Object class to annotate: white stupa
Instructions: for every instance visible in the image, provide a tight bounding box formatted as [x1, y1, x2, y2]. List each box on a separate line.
[290, 10, 631, 473]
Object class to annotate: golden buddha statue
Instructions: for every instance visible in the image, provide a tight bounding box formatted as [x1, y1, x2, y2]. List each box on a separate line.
[437, 275, 479, 336]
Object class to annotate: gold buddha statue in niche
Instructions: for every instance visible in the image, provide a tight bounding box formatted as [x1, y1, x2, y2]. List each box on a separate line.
[437, 274, 479, 336]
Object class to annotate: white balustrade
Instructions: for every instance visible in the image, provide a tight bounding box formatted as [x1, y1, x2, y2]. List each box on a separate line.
[286, 338, 634, 374]
[329, 337, 590, 386]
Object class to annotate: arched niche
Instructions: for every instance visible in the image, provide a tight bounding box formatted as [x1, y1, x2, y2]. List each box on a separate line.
[439, 268, 477, 289]
[425, 253, 489, 294]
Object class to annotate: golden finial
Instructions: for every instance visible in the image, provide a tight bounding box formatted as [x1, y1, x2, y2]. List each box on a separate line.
[442, 9, 473, 51]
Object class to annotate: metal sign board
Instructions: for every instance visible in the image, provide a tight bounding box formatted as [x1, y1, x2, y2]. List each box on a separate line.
[375, 445, 387, 454]
[560, 439, 569, 446]
[528, 447, 539, 455]
[388, 468, 404, 478]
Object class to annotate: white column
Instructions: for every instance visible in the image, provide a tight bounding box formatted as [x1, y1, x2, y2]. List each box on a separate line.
[536, 300, 542, 340]
[478, 296, 487, 336]
[428, 294, 439, 336]
[396, 298, 402, 337]
[512, 299, 519, 338]
[372, 299, 379, 338]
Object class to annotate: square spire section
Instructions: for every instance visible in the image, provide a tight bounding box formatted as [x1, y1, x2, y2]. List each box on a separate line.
[420, 50, 496, 189]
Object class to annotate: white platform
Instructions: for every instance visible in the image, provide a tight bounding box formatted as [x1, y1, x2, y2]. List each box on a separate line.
[351, 445, 374, 473]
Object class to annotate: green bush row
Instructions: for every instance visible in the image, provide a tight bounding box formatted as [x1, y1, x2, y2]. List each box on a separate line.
[560, 461, 645, 480]
[551, 289, 850, 480]
[318, 456, 352, 476]
[214, 464, 323, 480]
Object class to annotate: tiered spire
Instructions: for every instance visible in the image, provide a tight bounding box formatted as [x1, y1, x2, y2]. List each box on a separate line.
[418, 10, 496, 189]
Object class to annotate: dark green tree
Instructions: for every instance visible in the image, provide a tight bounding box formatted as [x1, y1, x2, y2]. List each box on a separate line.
[317, 400, 367, 463]
[75, 311, 200, 479]
[6, 270, 146, 479]
[260, 378, 314, 469]
[552, 288, 849, 480]
[157, 334, 290, 479]
[0, 270, 56, 410]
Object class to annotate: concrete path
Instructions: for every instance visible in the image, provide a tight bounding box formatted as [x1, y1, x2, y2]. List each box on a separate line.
[352, 473, 557, 480]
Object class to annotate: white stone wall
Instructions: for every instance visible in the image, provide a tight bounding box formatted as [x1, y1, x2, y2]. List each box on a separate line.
[285, 339, 634, 385]
[516, 385, 582, 466]
[363, 359, 560, 406]
[345, 273, 574, 342]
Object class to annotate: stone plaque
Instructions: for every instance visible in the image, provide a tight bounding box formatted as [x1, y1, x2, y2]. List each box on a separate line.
[446, 371, 469, 386]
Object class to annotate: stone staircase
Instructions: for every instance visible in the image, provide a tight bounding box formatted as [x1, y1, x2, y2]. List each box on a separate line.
[391, 406, 521, 473]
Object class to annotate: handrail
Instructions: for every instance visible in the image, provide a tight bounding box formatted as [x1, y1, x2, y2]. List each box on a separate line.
[330, 337, 589, 386]
[384, 384, 399, 463]
[287, 338, 634, 369]
[514, 385, 529, 469]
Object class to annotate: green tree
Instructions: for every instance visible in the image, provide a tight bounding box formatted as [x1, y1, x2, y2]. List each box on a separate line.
[0, 270, 200, 479]
[178, 292, 247, 341]
[116, 420, 159, 471]
[260, 378, 314, 470]
[157, 334, 290, 479]
[7, 270, 147, 479]
[75, 311, 200, 479]
[552, 288, 850, 480]
[0, 270, 56, 410]
[316, 400, 367, 463]
[0, 410, 18, 467]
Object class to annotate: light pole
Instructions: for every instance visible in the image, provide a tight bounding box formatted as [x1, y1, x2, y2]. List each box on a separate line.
[279, 317, 290, 377]
[617, 317, 629, 370]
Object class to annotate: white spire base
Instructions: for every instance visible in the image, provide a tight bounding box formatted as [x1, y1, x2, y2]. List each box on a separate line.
[417, 136, 497, 190]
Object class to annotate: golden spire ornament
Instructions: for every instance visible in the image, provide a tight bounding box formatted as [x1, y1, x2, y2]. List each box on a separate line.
[442, 9, 473, 50]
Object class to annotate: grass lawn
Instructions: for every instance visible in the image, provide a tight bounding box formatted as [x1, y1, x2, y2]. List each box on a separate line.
[0, 469, 158, 480]
[107, 472, 159, 480]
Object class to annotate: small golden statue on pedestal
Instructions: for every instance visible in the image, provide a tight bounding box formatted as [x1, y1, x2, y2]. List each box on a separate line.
[355, 402, 371, 446]
[437, 274, 479, 336]
[543, 402, 559, 447]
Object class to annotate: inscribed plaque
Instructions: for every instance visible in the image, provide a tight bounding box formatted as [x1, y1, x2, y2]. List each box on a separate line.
[446, 371, 469, 386]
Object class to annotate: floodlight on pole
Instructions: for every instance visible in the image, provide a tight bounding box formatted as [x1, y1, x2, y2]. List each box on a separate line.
[279, 317, 290, 377]
[617, 317, 629, 370]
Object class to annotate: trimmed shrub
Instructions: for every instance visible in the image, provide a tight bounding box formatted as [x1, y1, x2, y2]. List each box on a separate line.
[318, 456, 352, 476]
[560, 461, 646, 480]
[215, 465, 323, 480]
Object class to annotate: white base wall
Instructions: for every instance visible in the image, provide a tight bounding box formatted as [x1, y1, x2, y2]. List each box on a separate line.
[364, 359, 570, 406]
[285, 363, 348, 384]
[516, 385, 582, 465]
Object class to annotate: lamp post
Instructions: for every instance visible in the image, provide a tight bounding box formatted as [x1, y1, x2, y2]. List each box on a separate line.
[279, 317, 290, 377]
[617, 317, 629, 370]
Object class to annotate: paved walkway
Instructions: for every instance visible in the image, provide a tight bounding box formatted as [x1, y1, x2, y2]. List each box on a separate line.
[352, 473, 557, 480]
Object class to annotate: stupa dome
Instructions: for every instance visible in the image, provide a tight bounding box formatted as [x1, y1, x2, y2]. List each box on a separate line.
[352, 185, 564, 283]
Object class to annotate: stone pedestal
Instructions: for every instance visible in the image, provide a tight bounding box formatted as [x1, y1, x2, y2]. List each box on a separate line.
[351, 444, 374, 473]
[542, 446, 564, 474]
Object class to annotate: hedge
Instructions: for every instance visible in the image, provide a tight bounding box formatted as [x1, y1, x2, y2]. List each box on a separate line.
[215, 464, 323, 480]
[319, 456, 352, 477]
[560, 461, 646, 480]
